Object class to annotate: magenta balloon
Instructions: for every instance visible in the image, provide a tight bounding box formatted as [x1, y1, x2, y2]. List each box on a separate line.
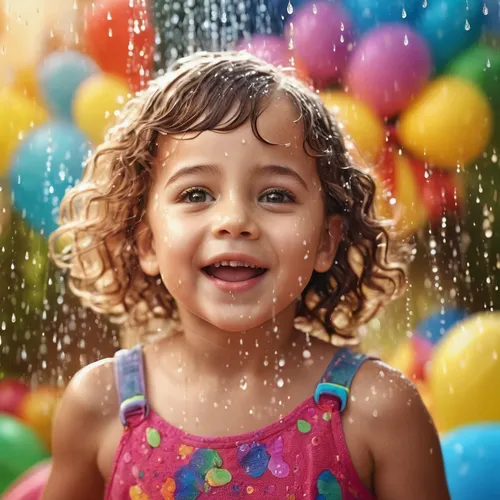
[236, 35, 290, 66]
[346, 23, 432, 117]
[2, 461, 51, 500]
[0, 380, 30, 416]
[288, 1, 354, 86]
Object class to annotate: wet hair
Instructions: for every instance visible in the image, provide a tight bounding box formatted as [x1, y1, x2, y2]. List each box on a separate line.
[50, 50, 409, 346]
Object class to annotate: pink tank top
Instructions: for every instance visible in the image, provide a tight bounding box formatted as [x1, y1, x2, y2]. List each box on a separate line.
[105, 346, 376, 500]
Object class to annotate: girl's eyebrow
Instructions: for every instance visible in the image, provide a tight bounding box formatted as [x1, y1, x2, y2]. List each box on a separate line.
[163, 163, 308, 191]
[164, 164, 220, 188]
[257, 164, 309, 191]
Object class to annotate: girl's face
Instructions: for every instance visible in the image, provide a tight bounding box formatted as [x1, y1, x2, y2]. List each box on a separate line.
[139, 94, 340, 333]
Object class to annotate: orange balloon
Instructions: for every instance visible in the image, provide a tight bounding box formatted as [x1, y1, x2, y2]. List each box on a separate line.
[84, 0, 155, 92]
[19, 386, 63, 450]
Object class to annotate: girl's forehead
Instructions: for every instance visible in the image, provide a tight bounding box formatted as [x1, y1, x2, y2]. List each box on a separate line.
[155, 93, 305, 156]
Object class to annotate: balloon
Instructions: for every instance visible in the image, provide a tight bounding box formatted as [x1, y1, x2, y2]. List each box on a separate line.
[38, 50, 100, 120]
[388, 335, 434, 382]
[2, 461, 51, 500]
[410, 161, 465, 221]
[0, 414, 49, 495]
[415, 308, 468, 345]
[345, 23, 431, 117]
[430, 312, 500, 433]
[446, 44, 500, 109]
[236, 35, 309, 82]
[73, 73, 131, 145]
[441, 424, 500, 500]
[0, 380, 30, 417]
[0, 89, 48, 176]
[342, 0, 422, 34]
[84, 0, 155, 92]
[287, 1, 354, 87]
[19, 386, 62, 450]
[375, 144, 428, 234]
[320, 91, 385, 165]
[9, 121, 91, 236]
[398, 76, 493, 169]
[415, 0, 484, 71]
[483, 0, 500, 34]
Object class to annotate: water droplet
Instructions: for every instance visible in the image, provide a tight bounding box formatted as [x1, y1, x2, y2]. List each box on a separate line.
[239, 377, 248, 390]
[465, 19, 471, 31]
[286, 1, 294, 15]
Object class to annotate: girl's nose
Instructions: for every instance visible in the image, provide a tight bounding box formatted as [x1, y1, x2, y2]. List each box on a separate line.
[211, 200, 260, 240]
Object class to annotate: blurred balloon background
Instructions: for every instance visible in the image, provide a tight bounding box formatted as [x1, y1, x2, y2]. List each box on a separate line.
[0, 0, 500, 496]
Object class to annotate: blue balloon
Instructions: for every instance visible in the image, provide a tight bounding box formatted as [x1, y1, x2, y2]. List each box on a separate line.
[483, 0, 500, 33]
[10, 121, 91, 235]
[416, 0, 484, 71]
[441, 424, 500, 500]
[342, 0, 422, 33]
[38, 51, 99, 120]
[415, 308, 467, 344]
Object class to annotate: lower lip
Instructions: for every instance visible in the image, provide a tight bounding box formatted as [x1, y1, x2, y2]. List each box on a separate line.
[202, 271, 267, 293]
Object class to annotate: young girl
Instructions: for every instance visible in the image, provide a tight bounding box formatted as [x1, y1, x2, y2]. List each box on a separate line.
[45, 51, 449, 499]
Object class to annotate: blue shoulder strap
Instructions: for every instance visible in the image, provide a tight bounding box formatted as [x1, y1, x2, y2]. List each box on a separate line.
[114, 344, 149, 427]
[314, 348, 370, 412]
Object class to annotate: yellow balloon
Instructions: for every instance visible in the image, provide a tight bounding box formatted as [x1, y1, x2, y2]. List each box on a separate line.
[0, 88, 48, 175]
[398, 76, 493, 169]
[321, 91, 386, 165]
[430, 312, 500, 433]
[73, 74, 131, 145]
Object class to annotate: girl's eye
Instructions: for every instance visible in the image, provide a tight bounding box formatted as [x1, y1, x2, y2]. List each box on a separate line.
[259, 189, 296, 204]
[180, 188, 214, 203]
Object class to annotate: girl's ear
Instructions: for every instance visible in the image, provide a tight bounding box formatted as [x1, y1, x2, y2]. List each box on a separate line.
[314, 215, 343, 273]
[136, 220, 160, 276]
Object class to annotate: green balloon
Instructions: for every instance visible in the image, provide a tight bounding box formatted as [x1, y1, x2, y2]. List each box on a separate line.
[0, 414, 50, 494]
[446, 44, 500, 109]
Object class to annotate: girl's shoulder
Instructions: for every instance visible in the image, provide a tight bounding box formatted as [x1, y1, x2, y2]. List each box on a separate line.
[56, 357, 120, 439]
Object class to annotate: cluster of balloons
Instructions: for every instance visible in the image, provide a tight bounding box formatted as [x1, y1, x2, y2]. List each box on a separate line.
[247, 0, 500, 233]
[0, 379, 61, 496]
[389, 310, 500, 499]
[0, 0, 155, 237]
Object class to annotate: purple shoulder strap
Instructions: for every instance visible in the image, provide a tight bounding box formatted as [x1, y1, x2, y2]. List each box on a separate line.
[314, 348, 372, 412]
[114, 344, 149, 426]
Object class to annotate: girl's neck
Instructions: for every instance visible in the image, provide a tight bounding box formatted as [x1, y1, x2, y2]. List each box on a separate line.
[158, 302, 306, 383]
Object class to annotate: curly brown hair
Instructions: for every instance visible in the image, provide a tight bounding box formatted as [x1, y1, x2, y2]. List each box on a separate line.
[50, 50, 409, 346]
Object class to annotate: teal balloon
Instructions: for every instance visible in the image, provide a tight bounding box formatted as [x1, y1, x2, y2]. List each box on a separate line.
[343, 0, 422, 33]
[10, 121, 91, 236]
[446, 44, 500, 109]
[416, 0, 484, 71]
[38, 51, 99, 120]
[442, 424, 500, 499]
[0, 414, 50, 495]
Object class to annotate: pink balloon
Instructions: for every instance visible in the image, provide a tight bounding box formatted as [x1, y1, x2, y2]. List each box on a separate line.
[2, 461, 51, 500]
[236, 35, 291, 66]
[288, 1, 354, 86]
[0, 380, 30, 417]
[346, 23, 432, 117]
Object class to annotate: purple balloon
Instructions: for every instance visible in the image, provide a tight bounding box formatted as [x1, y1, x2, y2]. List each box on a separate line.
[236, 35, 290, 66]
[346, 23, 432, 117]
[288, 1, 354, 87]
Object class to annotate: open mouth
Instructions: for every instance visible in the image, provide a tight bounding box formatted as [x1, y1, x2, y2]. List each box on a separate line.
[202, 260, 268, 283]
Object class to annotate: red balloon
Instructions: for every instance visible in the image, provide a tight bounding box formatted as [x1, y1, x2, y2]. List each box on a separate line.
[2, 461, 51, 500]
[0, 379, 30, 417]
[84, 0, 155, 92]
[409, 159, 464, 221]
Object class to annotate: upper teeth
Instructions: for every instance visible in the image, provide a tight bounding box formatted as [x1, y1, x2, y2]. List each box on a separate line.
[213, 260, 259, 268]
